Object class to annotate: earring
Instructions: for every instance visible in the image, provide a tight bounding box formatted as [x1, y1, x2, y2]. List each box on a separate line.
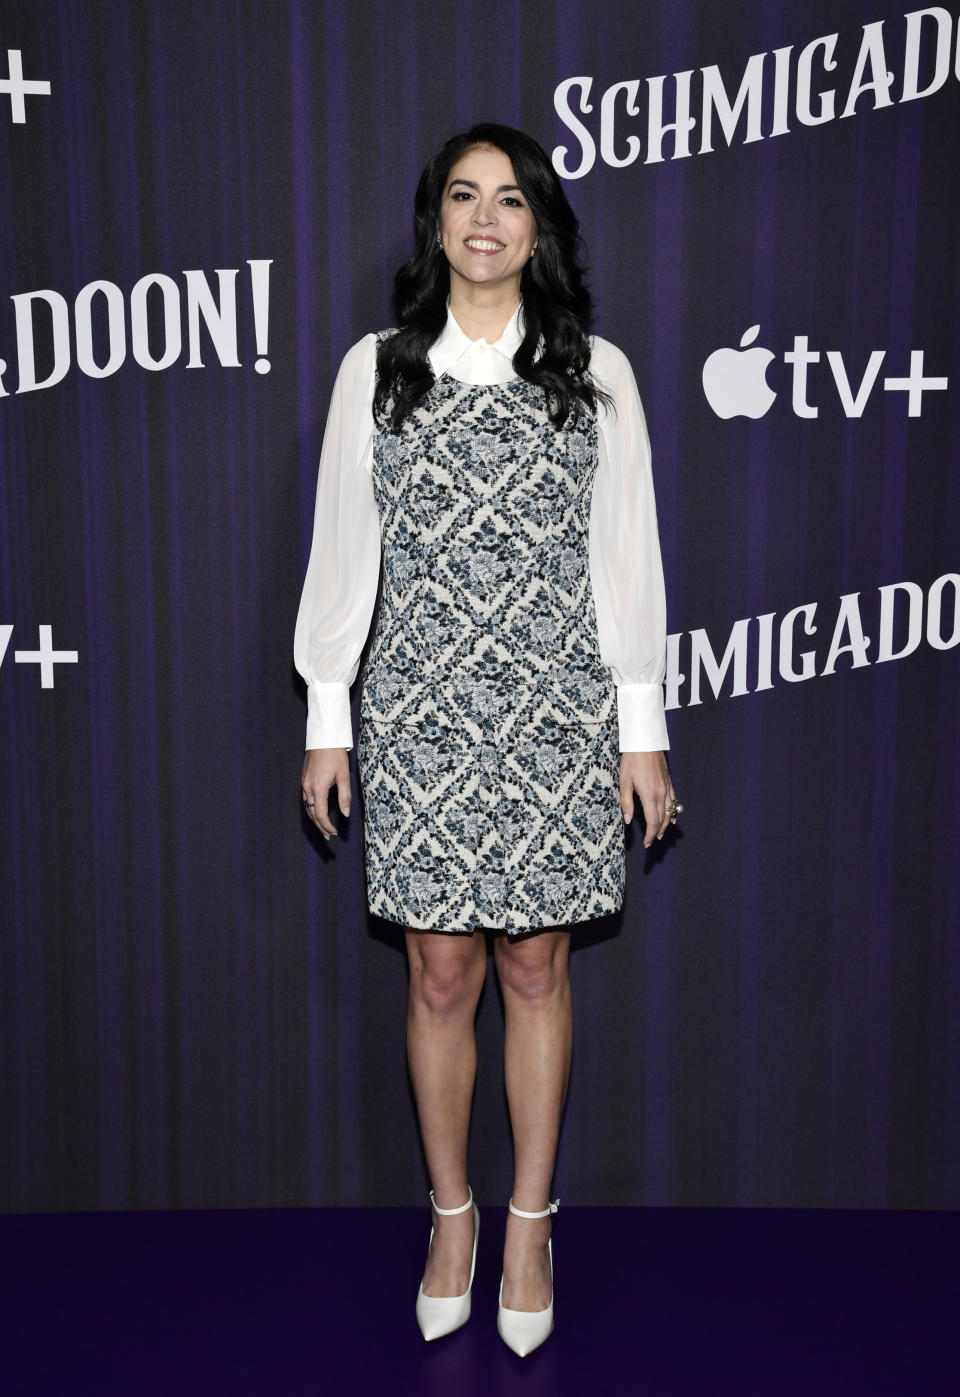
[436, 232, 443, 252]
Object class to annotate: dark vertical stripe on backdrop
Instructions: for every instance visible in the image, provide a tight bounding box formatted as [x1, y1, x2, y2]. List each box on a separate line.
[58, 0, 110, 1212]
[865, 100, 924, 1206]
[320, 0, 363, 1207]
[736, 0, 783, 1203]
[289, 0, 331, 1204]
[633, 0, 693, 1204]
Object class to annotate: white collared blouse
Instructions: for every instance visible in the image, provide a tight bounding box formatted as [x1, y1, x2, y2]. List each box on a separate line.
[294, 302, 670, 753]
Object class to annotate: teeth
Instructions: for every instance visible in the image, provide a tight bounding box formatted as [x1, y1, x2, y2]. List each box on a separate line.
[466, 239, 504, 251]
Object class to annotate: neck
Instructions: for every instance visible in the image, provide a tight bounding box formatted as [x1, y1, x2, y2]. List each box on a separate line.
[447, 277, 522, 342]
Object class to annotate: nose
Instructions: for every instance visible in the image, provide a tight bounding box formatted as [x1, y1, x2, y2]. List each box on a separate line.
[471, 198, 496, 227]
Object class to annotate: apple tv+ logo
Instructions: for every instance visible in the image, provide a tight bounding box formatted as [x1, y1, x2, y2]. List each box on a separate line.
[701, 326, 948, 420]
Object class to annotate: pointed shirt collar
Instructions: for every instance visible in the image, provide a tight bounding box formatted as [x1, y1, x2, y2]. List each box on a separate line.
[428, 298, 525, 379]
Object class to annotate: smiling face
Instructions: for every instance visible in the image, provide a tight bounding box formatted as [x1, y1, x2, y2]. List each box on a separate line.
[437, 144, 538, 300]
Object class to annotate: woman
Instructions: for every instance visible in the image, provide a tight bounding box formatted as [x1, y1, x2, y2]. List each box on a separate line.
[294, 122, 680, 1357]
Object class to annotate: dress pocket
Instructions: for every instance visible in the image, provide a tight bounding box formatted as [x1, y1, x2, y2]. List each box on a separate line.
[359, 673, 457, 729]
[530, 673, 616, 728]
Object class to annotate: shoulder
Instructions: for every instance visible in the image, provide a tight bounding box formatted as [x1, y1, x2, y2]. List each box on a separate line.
[587, 334, 635, 392]
[345, 327, 402, 368]
[332, 332, 385, 395]
[338, 331, 379, 373]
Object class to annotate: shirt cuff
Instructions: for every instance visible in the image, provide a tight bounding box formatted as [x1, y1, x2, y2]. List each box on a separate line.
[306, 682, 354, 751]
[616, 683, 669, 753]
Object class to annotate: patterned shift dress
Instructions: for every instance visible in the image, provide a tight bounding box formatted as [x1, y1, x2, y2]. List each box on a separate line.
[356, 340, 625, 935]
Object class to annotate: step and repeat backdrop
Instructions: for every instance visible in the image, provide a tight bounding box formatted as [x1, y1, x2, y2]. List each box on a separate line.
[1, 0, 957, 1211]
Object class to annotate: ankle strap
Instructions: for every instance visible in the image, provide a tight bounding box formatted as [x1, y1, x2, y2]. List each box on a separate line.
[428, 1185, 474, 1215]
[508, 1196, 559, 1218]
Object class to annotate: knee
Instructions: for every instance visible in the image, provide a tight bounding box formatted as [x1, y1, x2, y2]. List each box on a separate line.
[409, 949, 484, 1018]
[495, 948, 566, 1002]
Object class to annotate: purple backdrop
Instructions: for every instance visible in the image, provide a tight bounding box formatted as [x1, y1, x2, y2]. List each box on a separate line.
[1, 0, 958, 1211]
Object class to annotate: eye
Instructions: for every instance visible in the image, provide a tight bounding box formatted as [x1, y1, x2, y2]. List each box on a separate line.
[451, 190, 473, 201]
[501, 196, 524, 208]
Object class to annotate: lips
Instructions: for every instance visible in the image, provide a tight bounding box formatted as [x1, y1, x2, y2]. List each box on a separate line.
[464, 238, 505, 254]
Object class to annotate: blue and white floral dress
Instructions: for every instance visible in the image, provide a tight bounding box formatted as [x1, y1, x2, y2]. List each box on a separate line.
[357, 340, 625, 933]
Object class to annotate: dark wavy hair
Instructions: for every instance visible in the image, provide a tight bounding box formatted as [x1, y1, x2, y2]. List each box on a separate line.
[373, 122, 612, 432]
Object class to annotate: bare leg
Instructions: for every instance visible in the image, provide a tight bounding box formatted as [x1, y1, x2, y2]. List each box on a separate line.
[493, 927, 572, 1311]
[405, 928, 488, 1296]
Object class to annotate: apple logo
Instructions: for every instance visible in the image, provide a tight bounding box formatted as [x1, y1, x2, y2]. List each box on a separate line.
[702, 325, 777, 419]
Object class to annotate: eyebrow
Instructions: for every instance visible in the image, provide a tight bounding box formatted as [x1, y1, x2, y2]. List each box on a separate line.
[448, 178, 523, 193]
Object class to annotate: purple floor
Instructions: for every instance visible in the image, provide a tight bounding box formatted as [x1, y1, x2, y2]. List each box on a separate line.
[1, 1206, 956, 1395]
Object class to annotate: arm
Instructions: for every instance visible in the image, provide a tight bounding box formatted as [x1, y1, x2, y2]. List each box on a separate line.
[588, 337, 678, 846]
[293, 334, 380, 835]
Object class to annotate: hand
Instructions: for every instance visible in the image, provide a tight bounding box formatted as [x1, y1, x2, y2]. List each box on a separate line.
[620, 750, 678, 849]
[301, 747, 352, 840]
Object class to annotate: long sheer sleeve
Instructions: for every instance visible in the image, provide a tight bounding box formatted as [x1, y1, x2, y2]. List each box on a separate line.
[588, 336, 670, 753]
[293, 333, 381, 751]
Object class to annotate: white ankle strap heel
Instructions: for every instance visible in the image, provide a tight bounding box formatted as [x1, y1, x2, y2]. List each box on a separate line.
[507, 1196, 560, 1218]
[429, 1188, 476, 1215]
[415, 1185, 480, 1341]
[497, 1197, 560, 1357]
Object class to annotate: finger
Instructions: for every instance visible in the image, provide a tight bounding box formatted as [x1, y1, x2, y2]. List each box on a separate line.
[302, 784, 335, 840]
[301, 792, 325, 836]
[336, 769, 352, 819]
[641, 784, 675, 845]
[641, 795, 660, 848]
[619, 770, 634, 824]
[315, 794, 337, 838]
